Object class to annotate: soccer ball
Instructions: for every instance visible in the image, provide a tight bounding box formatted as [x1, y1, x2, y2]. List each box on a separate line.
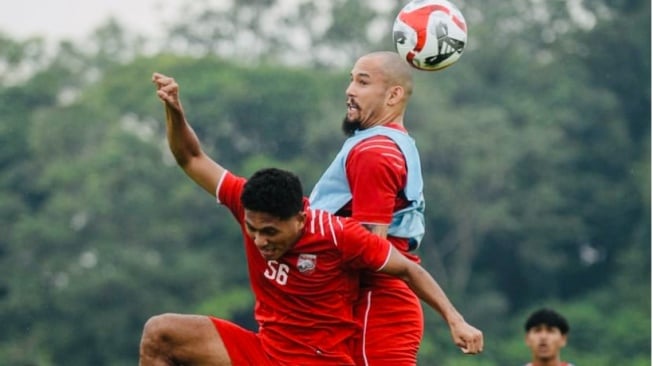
[393, 0, 468, 71]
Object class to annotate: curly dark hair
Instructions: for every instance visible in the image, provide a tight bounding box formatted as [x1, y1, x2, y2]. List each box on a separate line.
[524, 308, 570, 335]
[241, 168, 304, 220]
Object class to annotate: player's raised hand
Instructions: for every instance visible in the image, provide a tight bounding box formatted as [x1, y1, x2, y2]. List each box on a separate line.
[152, 72, 182, 112]
[450, 320, 483, 354]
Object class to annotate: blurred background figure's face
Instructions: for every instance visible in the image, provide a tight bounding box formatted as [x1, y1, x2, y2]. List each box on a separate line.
[525, 325, 567, 362]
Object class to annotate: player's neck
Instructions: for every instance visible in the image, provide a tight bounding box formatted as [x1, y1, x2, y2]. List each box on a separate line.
[384, 119, 404, 128]
[365, 112, 404, 129]
[529, 358, 563, 366]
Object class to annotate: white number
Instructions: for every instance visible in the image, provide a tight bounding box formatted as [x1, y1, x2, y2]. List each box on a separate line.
[263, 260, 290, 285]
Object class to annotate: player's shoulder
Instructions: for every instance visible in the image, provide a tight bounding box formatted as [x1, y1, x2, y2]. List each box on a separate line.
[303, 208, 347, 240]
[303, 208, 371, 246]
[355, 134, 400, 150]
[351, 135, 404, 163]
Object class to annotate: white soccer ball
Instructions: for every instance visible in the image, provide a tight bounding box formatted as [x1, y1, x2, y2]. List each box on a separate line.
[393, 0, 468, 71]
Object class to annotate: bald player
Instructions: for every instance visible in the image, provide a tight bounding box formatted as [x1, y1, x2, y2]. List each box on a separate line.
[310, 51, 481, 364]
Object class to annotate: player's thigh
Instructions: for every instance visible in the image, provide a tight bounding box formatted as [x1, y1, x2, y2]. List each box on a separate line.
[355, 287, 423, 365]
[356, 286, 424, 336]
[209, 317, 278, 366]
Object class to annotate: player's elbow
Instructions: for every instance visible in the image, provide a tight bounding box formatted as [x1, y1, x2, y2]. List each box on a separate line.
[171, 153, 189, 167]
[170, 147, 203, 170]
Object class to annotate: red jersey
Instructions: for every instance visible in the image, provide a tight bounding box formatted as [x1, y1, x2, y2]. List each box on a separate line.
[340, 123, 418, 257]
[217, 171, 393, 365]
[342, 124, 408, 224]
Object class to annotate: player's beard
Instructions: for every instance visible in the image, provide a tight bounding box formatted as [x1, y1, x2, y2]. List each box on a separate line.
[342, 116, 362, 136]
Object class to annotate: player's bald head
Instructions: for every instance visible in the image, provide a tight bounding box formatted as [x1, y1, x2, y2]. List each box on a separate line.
[361, 51, 414, 97]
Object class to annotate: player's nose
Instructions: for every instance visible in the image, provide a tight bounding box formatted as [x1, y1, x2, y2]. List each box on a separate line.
[253, 234, 268, 247]
[345, 82, 356, 97]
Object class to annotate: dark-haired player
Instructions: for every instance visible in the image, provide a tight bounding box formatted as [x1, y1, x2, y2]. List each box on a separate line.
[137, 73, 483, 365]
[524, 308, 575, 366]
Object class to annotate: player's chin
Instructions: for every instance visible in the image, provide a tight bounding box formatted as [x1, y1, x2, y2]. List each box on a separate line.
[341, 117, 362, 136]
[347, 108, 365, 123]
[259, 249, 278, 260]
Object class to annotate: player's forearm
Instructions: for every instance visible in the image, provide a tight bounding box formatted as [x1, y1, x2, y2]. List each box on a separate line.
[164, 102, 203, 168]
[404, 264, 465, 326]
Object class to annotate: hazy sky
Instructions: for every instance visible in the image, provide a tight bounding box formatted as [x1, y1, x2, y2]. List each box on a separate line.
[0, 0, 179, 41]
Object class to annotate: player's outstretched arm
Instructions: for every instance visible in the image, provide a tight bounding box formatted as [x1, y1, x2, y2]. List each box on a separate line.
[152, 72, 225, 196]
[379, 247, 484, 354]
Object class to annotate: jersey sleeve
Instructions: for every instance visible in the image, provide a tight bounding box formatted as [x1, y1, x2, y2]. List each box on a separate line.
[216, 171, 246, 222]
[346, 136, 407, 225]
[338, 218, 393, 271]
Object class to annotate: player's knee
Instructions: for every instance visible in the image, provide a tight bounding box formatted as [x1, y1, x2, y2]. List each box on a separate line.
[140, 313, 178, 354]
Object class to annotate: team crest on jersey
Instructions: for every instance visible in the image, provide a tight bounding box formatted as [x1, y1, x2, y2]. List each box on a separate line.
[297, 254, 316, 274]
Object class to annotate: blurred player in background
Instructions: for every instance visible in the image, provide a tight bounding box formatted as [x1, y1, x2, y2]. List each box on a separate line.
[523, 308, 575, 366]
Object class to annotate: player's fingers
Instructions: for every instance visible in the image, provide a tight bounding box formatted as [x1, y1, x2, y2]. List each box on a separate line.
[456, 338, 471, 353]
[159, 82, 179, 94]
[470, 339, 481, 354]
[460, 345, 478, 354]
[474, 330, 483, 352]
[459, 345, 479, 354]
[471, 336, 482, 353]
[152, 72, 171, 81]
[156, 90, 176, 105]
[460, 342, 475, 354]
[459, 336, 482, 354]
[152, 72, 167, 85]
[152, 73, 176, 89]
[156, 91, 183, 112]
[477, 332, 484, 352]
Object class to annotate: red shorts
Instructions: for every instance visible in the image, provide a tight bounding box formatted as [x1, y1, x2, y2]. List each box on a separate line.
[209, 317, 278, 366]
[210, 317, 356, 366]
[353, 280, 424, 366]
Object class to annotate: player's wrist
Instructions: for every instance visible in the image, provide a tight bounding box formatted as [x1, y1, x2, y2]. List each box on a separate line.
[445, 311, 465, 327]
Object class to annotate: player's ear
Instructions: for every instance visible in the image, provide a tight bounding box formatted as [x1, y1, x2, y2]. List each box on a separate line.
[295, 211, 307, 228]
[386, 85, 405, 106]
